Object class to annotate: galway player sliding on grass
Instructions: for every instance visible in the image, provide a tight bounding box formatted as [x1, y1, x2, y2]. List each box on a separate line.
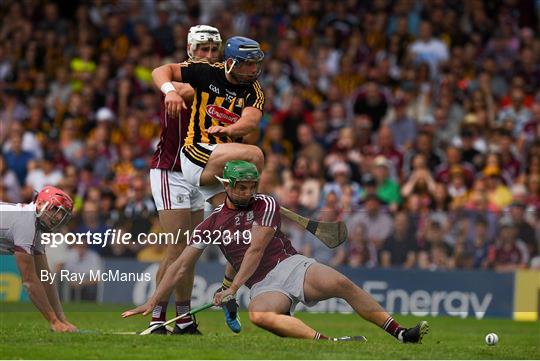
[0, 186, 77, 332]
[123, 161, 429, 343]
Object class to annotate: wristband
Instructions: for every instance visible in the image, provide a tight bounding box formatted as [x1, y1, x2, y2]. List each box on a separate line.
[160, 82, 175, 95]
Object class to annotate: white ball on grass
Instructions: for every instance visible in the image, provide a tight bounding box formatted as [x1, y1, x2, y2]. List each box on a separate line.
[485, 333, 499, 346]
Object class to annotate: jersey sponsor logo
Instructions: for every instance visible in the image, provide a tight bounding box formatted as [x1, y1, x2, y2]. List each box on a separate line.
[209, 84, 220, 94]
[206, 105, 240, 125]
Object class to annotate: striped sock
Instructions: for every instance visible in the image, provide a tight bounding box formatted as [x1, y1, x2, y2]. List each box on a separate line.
[150, 301, 168, 326]
[314, 331, 328, 340]
[175, 300, 193, 329]
[222, 276, 233, 290]
[382, 316, 405, 340]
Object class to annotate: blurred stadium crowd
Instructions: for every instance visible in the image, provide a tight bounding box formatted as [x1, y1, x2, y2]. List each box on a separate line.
[1, 0, 539, 274]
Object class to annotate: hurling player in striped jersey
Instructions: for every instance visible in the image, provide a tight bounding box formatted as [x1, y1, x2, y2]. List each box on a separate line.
[149, 25, 241, 335]
[123, 161, 429, 343]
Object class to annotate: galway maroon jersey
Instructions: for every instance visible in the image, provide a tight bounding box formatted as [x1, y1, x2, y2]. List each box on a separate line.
[150, 94, 191, 171]
[190, 194, 298, 288]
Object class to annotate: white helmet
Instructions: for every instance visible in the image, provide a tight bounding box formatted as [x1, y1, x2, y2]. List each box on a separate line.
[187, 25, 222, 59]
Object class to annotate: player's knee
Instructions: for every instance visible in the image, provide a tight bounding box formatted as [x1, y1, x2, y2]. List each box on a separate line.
[248, 310, 263, 325]
[250, 146, 264, 164]
[248, 311, 275, 329]
[238, 146, 263, 169]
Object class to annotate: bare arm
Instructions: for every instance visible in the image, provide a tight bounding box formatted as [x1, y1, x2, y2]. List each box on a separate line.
[242, 128, 260, 145]
[207, 107, 262, 139]
[213, 225, 274, 305]
[152, 63, 183, 89]
[152, 63, 187, 117]
[33, 254, 70, 325]
[15, 252, 70, 332]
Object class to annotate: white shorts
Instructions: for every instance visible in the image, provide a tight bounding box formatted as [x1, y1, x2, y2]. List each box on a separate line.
[149, 169, 204, 211]
[250, 254, 318, 314]
[180, 143, 224, 202]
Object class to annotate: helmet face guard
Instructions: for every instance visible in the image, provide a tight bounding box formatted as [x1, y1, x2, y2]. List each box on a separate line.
[216, 160, 260, 208]
[187, 25, 222, 60]
[36, 202, 72, 231]
[224, 37, 264, 84]
[227, 183, 258, 208]
[225, 58, 263, 84]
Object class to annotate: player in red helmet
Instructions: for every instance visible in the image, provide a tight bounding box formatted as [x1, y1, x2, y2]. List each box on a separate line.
[0, 186, 77, 332]
[35, 185, 73, 231]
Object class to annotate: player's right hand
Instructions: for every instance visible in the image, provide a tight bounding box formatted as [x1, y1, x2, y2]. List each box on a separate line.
[164, 91, 187, 118]
[50, 320, 76, 333]
[121, 301, 155, 318]
[213, 288, 236, 306]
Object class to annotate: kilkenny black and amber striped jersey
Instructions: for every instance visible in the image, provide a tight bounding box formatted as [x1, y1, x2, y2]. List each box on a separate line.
[179, 60, 265, 146]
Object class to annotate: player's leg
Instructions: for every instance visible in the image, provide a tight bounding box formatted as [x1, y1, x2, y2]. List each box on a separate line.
[149, 169, 201, 334]
[155, 208, 202, 333]
[168, 207, 204, 334]
[200, 143, 264, 186]
[303, 263, 429, 343]
[248, 292, 321, 339]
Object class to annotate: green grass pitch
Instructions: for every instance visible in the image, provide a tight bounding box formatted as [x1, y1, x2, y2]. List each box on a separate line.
[1, 303, 538, 359]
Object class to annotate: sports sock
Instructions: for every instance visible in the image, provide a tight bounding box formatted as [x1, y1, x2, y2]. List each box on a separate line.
[175, 300, 193, 329]
[314, 331, 329, 340]
[382, 316, 405, 341]
[150, 301, 168, 326]
[222, 276, 233, 290]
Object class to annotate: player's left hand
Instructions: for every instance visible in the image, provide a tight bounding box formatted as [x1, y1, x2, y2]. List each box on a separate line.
[213, 288, 236, 306]
[207, 125, 230, 137]
[121, 301, 155, 318]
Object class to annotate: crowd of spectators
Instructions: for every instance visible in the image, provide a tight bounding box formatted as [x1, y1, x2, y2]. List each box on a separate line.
[1, 0, 539, 272]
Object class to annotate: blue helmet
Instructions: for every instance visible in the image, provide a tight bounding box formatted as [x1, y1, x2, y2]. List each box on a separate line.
[224, 36, 264, 84]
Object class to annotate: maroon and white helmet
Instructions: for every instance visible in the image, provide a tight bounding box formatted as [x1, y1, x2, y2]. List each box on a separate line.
[187, 25, 222, 60]
[35, 186, 73, 231]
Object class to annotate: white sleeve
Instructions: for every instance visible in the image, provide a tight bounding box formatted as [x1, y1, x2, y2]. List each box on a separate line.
[12, 217, 38, 254]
